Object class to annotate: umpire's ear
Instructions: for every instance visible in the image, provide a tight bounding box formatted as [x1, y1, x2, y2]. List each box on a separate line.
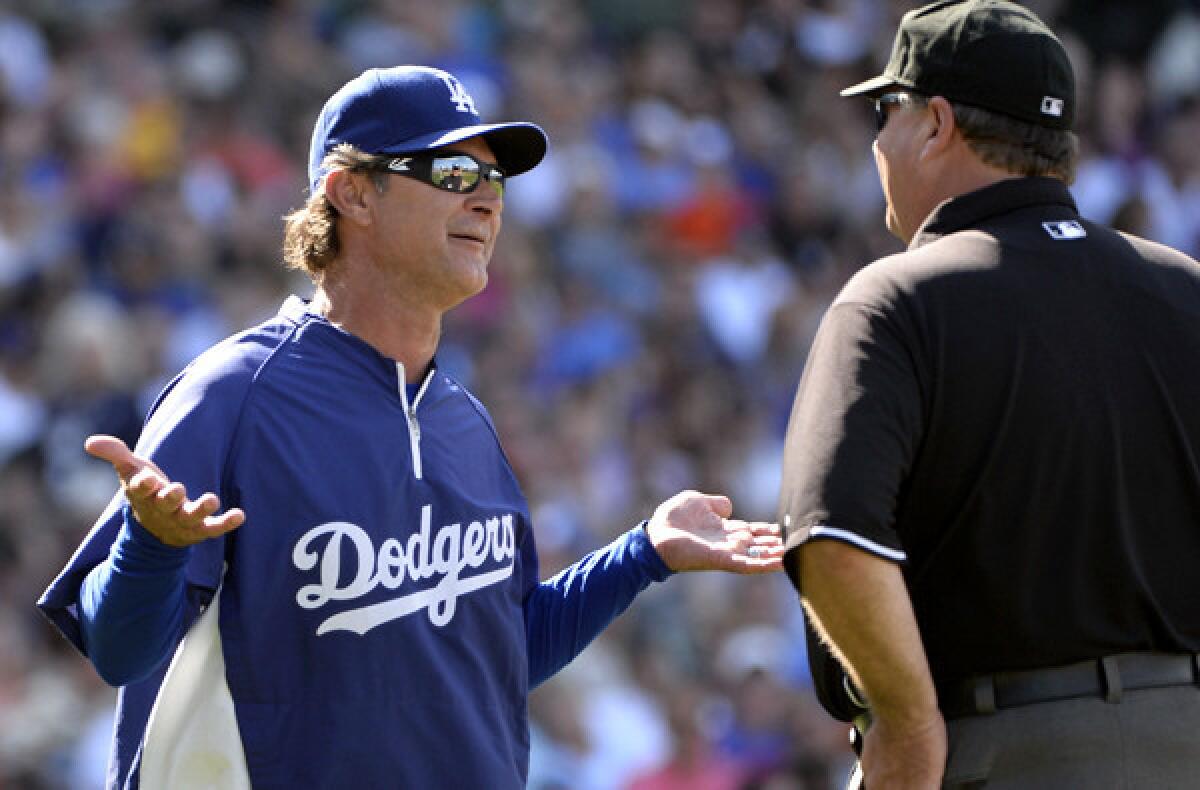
[919, 95, 959, 162]
[323, 169, 374, 228]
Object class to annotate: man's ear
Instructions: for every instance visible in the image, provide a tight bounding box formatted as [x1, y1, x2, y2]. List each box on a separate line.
[324, 170, 373, 227]
[919, 96, 959, 162]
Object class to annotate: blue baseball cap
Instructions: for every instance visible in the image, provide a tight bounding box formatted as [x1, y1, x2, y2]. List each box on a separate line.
[307, 65, 548, 194]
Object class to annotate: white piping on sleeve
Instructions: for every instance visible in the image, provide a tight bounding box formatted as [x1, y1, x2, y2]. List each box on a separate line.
[808, 525, 907, 562]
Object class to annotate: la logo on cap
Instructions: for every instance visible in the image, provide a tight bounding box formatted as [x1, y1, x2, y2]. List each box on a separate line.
[440, 74, 478, 115]
[1040, 96, 1064, 117]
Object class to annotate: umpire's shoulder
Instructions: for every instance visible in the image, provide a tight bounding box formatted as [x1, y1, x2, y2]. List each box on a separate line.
[833, 249, 923, 311]
[1114, 227, 1200, 273]
[834, 230, 998, 310]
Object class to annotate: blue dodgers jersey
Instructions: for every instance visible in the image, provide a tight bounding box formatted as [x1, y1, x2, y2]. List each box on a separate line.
[40, 296, 539, 789]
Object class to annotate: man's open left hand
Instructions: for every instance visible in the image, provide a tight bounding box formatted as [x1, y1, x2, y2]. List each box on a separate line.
[645, 490, 785, 574]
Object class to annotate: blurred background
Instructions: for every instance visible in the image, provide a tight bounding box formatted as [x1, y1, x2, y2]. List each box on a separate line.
[0, 0, 1197, 787]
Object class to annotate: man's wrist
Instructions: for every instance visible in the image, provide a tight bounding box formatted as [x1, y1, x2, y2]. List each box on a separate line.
[121, 505, 191, 560]
[634, 521, 674, 580]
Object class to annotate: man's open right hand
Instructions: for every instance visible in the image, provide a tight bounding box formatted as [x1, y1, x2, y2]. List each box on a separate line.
[85, 435, 245, 548]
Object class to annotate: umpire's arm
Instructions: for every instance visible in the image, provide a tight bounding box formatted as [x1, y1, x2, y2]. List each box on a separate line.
[791, 539, 945, 787]
[777, 282, 946, 786]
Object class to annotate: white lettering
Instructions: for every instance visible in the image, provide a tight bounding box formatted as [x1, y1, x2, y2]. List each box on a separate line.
[292, 507, 518, 635]
[377, 538, 406, 589]
[495, 514, 514, 562]
[463, 521, 486, 568]
[408, 505, 433, 581]
[293, 522, 376, 608]
[433, 522, 461, 577]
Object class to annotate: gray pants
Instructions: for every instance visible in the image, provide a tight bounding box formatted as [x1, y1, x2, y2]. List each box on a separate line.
[942, 685, 1200, 788]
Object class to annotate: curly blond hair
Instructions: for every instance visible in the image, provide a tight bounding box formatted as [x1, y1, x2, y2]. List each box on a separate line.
[282, 145, 390, 279]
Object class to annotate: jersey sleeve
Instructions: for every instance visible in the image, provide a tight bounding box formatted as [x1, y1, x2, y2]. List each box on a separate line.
[77, 507, 193, 685]
[523, 523, 673, 687]
[37, 340, 262, 656]
[778, 292, 925, 562]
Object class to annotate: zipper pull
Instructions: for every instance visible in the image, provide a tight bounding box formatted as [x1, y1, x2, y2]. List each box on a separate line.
[409, 408, 420, 441]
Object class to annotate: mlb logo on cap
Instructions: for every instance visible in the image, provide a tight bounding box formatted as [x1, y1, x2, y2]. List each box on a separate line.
[839, 1, 1076, 131]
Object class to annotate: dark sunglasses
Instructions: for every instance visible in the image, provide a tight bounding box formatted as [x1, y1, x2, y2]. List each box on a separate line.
[874, 92, 922, 133]
[378, 151, 506, 197]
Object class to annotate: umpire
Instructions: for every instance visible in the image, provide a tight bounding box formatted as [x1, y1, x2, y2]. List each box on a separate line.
[779, 1, 1200, 787]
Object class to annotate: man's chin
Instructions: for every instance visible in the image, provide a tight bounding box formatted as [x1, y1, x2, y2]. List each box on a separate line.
[456, 268, 490, 302]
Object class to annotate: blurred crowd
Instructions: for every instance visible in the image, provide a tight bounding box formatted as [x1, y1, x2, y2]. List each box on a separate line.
[1, 0, 1197, 787]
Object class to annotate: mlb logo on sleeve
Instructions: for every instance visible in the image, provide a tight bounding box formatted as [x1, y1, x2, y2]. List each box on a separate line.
[1042, 220, 1087, 240]
[1041, 96, 1065, 117]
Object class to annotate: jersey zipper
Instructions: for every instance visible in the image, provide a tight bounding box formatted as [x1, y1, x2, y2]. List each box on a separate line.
[397, 363, 435, 480]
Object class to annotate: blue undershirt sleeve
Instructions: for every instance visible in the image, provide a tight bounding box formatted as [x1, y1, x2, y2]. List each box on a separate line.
[78, 506, 193, 687]
[524, 522, 673, 687]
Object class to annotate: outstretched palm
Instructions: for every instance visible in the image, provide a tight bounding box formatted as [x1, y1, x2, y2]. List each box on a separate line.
[644, 490, 785, 574]
[85, 434, 245, 548]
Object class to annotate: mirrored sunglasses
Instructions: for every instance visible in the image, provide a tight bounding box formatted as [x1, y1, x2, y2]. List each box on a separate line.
[377, 151, 505, 197]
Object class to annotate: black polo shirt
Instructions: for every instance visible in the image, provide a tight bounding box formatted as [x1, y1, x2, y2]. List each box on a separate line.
[780, 176, 1200, 686]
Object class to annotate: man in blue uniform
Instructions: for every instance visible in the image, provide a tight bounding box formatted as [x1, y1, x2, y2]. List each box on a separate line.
[39, 65, 784, 789]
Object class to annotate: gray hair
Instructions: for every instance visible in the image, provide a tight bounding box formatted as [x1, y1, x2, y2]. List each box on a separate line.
[894, 94, 1079, 184]
[950, 102, 1079, 184]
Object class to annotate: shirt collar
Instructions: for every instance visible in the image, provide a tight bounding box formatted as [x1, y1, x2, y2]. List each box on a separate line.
[277, 295, 441, 393]
[909, 177, 1078, 250]
[279, 294, 311, 323]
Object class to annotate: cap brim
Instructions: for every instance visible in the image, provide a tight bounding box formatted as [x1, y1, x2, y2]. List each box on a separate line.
[840, 74, 904, 99]
[379, 121, 548, 176]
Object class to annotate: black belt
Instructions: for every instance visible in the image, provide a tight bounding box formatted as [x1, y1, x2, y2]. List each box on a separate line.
[937, 652, 1200, 719]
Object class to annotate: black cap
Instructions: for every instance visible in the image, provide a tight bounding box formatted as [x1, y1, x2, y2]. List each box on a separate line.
[841, 0, 1075, 130]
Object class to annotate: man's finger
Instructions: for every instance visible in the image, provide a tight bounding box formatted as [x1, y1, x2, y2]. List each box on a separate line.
[741, 543, 788, 561]
[703, 494, 734, 518]
[725, 554, 785, 574]
[127, 467, 165, 499]
[85, 435, 142, 482]
[155, 483, 188, 513]
[743, 521, 781, 536]
[181, 493, 221, 522]
[724, 519, 782, 536]
[202, 508, 246, 534]
[726, 528, 753, 546]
